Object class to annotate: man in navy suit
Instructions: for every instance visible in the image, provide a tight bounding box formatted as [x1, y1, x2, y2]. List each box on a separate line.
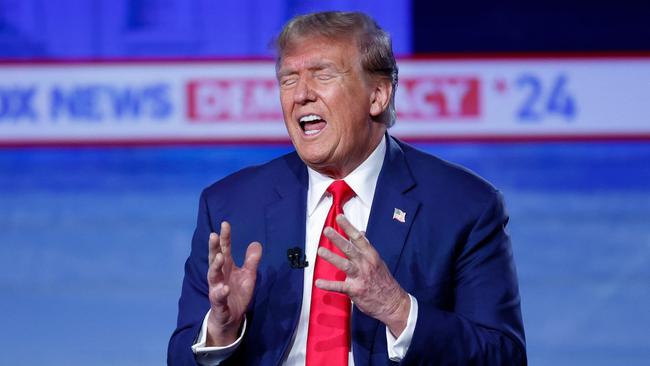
[169, 11, 526, 365]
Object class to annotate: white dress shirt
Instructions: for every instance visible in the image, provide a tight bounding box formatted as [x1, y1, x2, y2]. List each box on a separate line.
[192, 137, 418, 365]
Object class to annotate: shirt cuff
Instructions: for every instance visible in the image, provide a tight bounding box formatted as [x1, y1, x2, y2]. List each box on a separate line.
[191, 309, 247, 366]
[386, 294, 418, 362]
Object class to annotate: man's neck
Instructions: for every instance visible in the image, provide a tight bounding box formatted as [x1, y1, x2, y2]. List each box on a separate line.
[310, 133, 386, 180]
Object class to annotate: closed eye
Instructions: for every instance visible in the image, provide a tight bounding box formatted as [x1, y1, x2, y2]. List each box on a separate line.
[315, 73, 335, 81]
[280, 76, 299, 88]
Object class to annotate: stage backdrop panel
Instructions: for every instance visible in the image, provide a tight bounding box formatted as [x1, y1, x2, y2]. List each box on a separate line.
[1, 57, 649, 145]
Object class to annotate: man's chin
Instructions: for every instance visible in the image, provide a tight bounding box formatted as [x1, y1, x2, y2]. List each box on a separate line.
[299, 154, 329, 168]
[298, 152, 335, 173]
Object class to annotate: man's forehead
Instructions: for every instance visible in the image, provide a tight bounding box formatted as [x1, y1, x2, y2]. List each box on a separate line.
[277, 36, 358, 73]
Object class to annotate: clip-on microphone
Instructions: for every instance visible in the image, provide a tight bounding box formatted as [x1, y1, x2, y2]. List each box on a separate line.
[287, 247, 308, 269]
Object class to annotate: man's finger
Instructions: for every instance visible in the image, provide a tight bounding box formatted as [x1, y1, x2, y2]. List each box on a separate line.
[218, 221, 237, 282]
[207, 252, 225, 286]
[210, 282, 231, 308]
[208, 232, 220, 264]
[315, 279, 349, 294]
[336, 214, 370, 250]
[220, 221, 232, 257]
[324, 226, 359, 259]
[318, 246, 356, 275]
[242, 241, 263, 272]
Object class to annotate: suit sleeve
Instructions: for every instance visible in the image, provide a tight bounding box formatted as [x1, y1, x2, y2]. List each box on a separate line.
[168, 190, 214, 365]
[401, 191, 527, 365]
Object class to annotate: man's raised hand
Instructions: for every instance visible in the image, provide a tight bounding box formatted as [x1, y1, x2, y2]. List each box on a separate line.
[206, 221, 262, 346]
[315, 214, 411, 337]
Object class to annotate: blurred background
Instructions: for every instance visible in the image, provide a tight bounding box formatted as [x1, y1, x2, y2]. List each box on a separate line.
[1, 1, 649, 365]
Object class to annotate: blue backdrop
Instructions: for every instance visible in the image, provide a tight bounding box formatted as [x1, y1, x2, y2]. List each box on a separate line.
[0, 0, 410, 58]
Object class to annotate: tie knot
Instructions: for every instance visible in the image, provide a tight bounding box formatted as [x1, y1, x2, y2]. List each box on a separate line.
[327, 180, 355, 207]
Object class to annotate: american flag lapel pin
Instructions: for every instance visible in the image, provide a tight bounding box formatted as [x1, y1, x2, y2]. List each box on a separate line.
[392, 208, 406, 223]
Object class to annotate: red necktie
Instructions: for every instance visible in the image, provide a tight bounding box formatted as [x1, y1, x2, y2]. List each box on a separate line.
[306, 180, 356, 366]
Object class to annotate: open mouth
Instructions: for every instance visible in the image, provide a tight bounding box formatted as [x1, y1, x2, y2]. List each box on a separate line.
[299, 114, 327, 136]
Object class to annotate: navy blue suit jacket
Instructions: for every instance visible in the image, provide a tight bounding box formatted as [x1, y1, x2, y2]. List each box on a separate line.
[169, 135, 526, 365]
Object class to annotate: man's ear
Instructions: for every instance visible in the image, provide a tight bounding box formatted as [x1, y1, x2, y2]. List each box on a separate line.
[369, 78, 392, 118]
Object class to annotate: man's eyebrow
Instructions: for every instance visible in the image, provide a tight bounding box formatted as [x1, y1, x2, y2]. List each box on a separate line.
[276, 68, 294, 78]
[277, 60, 339, 77]
[308, 60, 337, 71]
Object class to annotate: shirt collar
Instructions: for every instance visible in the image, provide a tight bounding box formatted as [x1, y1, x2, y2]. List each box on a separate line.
[306, 136, 386, 217]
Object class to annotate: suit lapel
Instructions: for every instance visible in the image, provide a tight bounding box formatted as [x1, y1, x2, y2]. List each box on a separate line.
[352, 135, 421, 364]
[262, 153, 308, 365]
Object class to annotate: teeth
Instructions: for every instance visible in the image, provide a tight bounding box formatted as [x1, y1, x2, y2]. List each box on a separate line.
[305, 129, 321, 135]
[299, 114, 323, 122]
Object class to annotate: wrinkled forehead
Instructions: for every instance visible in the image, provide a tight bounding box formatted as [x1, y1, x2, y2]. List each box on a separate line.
[276, 34, 360, 70]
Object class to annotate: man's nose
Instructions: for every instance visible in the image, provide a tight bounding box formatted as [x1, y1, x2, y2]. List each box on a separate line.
[293, 77, 316, 104]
